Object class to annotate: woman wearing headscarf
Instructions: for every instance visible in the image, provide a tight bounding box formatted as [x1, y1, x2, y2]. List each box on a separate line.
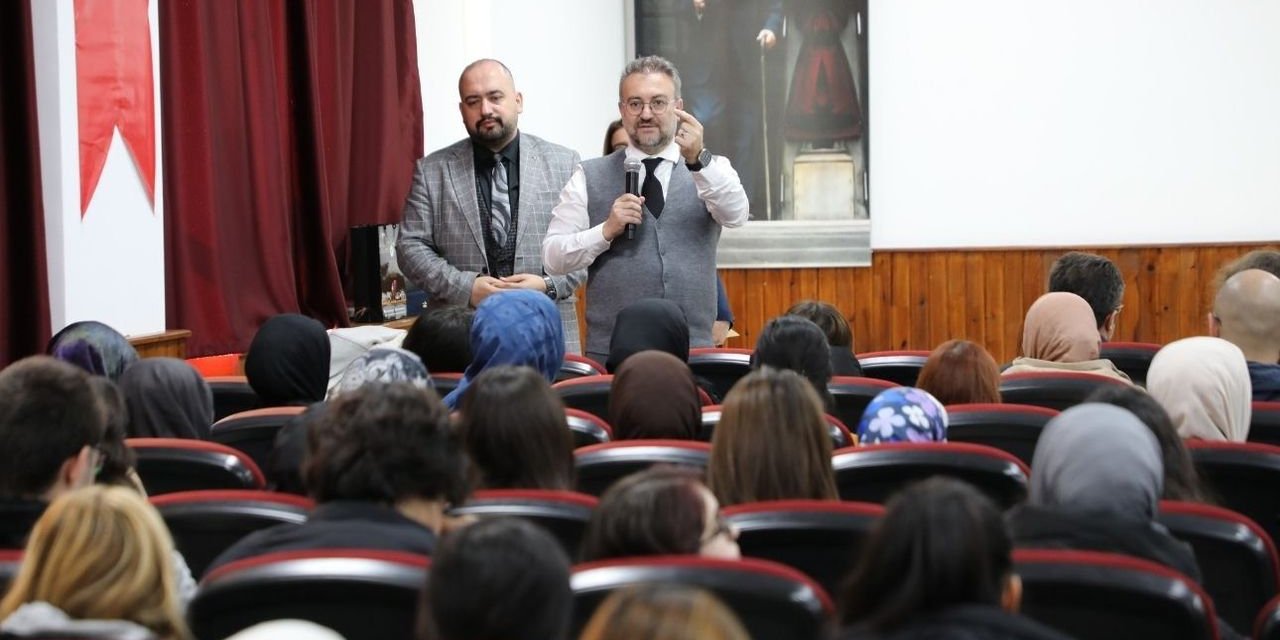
[244, 314, 331, 407]
[443, 290, 565, 409]
[606, 299, 690, 373]
[46, 321, 139, 381]
[119, 358, 214, 440]
[1147, 337, 1252, 442]
[609, 351, 702, 441]
[1006, 403, 1200, 580]
[1002, 292, 1131, 383]
[331, 347, 433, 399]
[856, 387, 948, 445]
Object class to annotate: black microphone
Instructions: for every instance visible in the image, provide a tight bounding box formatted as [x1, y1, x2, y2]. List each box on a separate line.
[623, 157, 643, 240]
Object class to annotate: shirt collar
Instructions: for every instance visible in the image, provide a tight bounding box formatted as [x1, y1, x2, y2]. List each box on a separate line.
[472, 133, 521, 167]
[624, 140, 681, 165]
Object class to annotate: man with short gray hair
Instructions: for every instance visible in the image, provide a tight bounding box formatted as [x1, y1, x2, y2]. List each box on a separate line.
[543, 56, 749, 363]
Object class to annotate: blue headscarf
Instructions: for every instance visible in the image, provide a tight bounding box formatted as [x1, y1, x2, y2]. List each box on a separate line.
[857, 387, 949, 444]
[443, 290, 565, 408]
[47, 321, 139, 381]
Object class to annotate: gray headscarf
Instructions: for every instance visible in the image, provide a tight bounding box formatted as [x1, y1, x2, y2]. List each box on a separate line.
[119, 358, 214, 440]
[1029, 403, 1163, 522]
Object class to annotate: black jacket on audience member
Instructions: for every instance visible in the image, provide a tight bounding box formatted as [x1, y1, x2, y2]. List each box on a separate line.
[831, 347, 864, 377]
[0, 501, 46, 549]
[839, 604, 1071, 640]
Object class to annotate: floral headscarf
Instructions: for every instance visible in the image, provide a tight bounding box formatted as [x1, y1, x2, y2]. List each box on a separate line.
[332, 347, 433, 399]
[856, 387, 949, 444]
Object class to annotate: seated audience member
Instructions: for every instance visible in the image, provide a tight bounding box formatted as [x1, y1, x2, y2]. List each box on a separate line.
[606, 298, 690, 373]
[119, 358, 214, 440]
[857, 387, 949, 445]
[86, 377, 141, 491]
[579, 584, 749, 640]
[581, 467, 739, 562]
[227, 620, 342, 640]
[0, 357, 104, 548]
[46, 320, 140, 381]
[457, 366, 575, 490]
[1147, 337, 1252, 441]
[609, 351, 701, 441]
[1214, 248, 1280, 289]
[751, 315, 835, 408]
[401, 304, 475, 373]
[419, 518, 572, 640]
[244, 313, 331, 407]
[1002, 292, 1131, 383]
[1047, 251, 1125, 341]
[442, 290, 565, 409]
[1006, 404, 1201, 580]
[330, 346, 432, 399]
[838, 478, 1068, 640]
[786, 300, 863, 376]
[916, 339, 1002, 405]
[1085, 386, 1209, 503]
[208, 382, 470, 570]
[1211, 269, 1280, 399]
[325, 324, 406, 394]
[0, 486, 190, 640]
[266, 402, 326, 496]
[708, 368, 837, 506]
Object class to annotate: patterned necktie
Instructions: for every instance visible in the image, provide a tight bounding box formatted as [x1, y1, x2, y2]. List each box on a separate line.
[641, 157, 665, 217]
[490, 153, 510, 245]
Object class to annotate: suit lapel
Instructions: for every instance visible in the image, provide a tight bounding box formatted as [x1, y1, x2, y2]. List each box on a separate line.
[446, 143, 487, 255]
[514, 134, 537, 253]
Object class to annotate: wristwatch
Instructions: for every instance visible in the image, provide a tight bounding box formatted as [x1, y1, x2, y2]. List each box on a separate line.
[686, 148, 713, 172]
[542, 275, 557, 300]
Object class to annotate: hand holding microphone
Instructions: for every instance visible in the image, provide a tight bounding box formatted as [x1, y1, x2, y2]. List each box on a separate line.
[623, 157, 643, 240]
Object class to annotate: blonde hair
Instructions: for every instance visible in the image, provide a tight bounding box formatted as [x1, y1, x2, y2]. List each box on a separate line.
[579, 584, 749, 640]
[0, 485, 190, 639]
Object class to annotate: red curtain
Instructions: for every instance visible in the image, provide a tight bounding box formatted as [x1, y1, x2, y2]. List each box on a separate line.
[0, 1, 52, 367]
[160, 0, 423, 356]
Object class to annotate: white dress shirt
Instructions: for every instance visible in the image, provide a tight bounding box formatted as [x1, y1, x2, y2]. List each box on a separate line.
[541, 141, 750, 276]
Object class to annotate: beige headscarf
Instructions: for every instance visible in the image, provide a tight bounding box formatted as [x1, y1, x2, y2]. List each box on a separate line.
[1021, 292, 1101, 362]
[1147, 337, 1253, 441]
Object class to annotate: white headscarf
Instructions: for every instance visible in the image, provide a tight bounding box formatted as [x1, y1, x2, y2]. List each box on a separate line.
[1147, 337, 1252, 442]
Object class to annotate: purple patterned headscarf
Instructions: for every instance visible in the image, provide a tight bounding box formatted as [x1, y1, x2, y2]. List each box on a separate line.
[856, 387, 949, 444]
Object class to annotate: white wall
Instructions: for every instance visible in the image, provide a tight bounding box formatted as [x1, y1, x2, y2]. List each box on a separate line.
[869, 0, 1280, 249]
[30, 0, 165, 337]
[414, 0, 627, 160]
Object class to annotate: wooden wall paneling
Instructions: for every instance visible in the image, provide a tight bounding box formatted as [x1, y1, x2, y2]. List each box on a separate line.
[889, 252, 912, 351]
[907, 252, 930, 353]
[963, 252, 986, 347]
[925, 251, 949, 352]
[1110, 248, 1144, 341]
[873, 252, 896, 351]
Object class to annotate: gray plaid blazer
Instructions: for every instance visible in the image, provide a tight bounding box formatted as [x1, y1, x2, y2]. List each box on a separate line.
[397, 133, 585, 354]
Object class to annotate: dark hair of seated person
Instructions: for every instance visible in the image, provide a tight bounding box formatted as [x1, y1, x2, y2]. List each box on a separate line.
[456, 366, 574, 490]
[266, 401, 327, 496]
[917, 339, 1003, 405]
[580, 467, 714, 562]
[0, 357, 105, 499]
[304, 383, 470, 506]
[751, 315, 835, 407]
[86, 376, 138, 489]
[840, 478, 1021, 634]
[786, 300, 862, 377]
[419, 518, 572, 640]
[402, 305, 475, 373]
[1084, 385, 1210, 503]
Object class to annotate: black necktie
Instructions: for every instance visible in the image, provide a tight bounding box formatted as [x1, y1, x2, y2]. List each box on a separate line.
[641, 157, 664, 218]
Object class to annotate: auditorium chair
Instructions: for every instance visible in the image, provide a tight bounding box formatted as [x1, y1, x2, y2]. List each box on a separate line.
[151, 490, 313, 579]
[855, 350, 930, 386]
[209, 406, 306, 473]
[128, 438, 265, 495]
[1255, 594, 1280, 640]
[700, 405, 855, 448]
[570, 556, 833, 640]
[724, 499, 884, 597]
[188, 549, 429, 639]
[827, 376, 898, 428]
[450, 489, 597, 557]
[187, 353, 242, 377]
[206, 376, 263, 422]
[573, 440, 711, 496]
[1099, 341, 1161, 386]
[1158, 500, 1280, 632]
[1014, 549, 1218, 640]
[1248, 401, 1280, 448]
[944, 403, 1059, 465]
[1186, 440, 1280, 548]
[553, 375, 614, 422]
[429, 372, 464, 397]
[687, 347, 753, 400]
[998, 371, 1131, 411]
[565, 408, 612, 448]
[557, 354, 607, 382]
[0, 549, 21, 596]
[831, 442, 1029, 509]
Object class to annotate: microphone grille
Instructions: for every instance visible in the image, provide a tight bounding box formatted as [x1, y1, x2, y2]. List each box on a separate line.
[623, 157, 643, 172]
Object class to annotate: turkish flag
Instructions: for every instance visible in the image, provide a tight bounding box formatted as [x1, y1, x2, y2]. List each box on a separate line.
[74, 0, 155, 215]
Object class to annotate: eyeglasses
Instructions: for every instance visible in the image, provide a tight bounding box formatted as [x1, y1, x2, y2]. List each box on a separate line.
[621, 98, 672, 116]
[91, 446, 106, 479]
[700, 511, 734, 545]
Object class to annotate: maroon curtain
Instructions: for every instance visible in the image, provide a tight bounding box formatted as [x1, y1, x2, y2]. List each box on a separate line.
[0, 1, 52, 367]
[160, 0, 423, 356]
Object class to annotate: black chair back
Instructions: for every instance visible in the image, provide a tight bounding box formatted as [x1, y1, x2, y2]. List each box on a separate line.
[553, 375, 614, 422]
[207, 376, 263, 422]
[151, 489, 313, 579]
[687, 348, 753, 401]
[945, 403, 1059, 465]
[450, 489, 597, 558]
[827, 376, 898, 429]
[831, 442, 1029, 509]
[1248, 402, 1280, 448]
[999, 371, 1131, 411]
[855, 350, 929, 386]
[565, 409, 612, 448]
[129, 438, 265, 495]
[209, 406, 306, 473]
[573, 440, 711, 496]
[1187, 441, 1280, 550]
[1100, 341, 1161, 386]
[557, 354, 606, 382]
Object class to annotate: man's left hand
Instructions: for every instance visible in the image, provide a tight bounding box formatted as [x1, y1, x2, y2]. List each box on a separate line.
[499, 273, 547, 292]
[673, 108, 705, 165]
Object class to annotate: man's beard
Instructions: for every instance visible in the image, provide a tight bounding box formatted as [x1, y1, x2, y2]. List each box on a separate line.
[470, 117, 514, 145]
[630, 120, 671, 154]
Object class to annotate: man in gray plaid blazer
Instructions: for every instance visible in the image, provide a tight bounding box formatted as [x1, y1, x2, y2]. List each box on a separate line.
[397, 59, 586, 354]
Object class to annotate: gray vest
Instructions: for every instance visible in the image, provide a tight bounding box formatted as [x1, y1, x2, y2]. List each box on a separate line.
[581, 152, 719, 358]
